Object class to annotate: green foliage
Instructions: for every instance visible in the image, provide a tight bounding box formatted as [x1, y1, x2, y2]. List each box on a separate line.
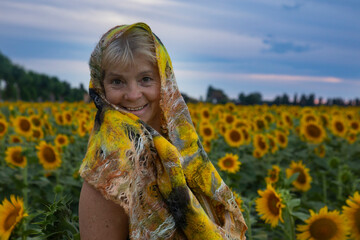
[0, 51, 87, 102]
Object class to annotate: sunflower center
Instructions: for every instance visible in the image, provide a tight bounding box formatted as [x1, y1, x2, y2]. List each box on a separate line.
[242, 129, 249, 141]
[32, 118, 41, 127]
[270, 170, 277, 181]
[226, 116, 234, 124]
[256, 120, 265, 130]
[203, 111, 209, 118]
[33, 129, 41, 138]
[285, 116, 292, 125]
[309, 218, 337, 239]
[43, 147, 56, 163]
[351, 122, 359, 130]
[267, 193, 280, 216]
[58, 137, 65, 144]
[307, 124, 321, 138]
[223, 158, 234, 168]
[230, 130, 241, 142]
[335, 122, 344, 132]
[258, 137, 266, 150]
[0, 123, 5, 133]
[65, 114, 72, 122]
[4, 208, 20, 231]
[12, 137, 21, 143]
[204, 127, 212, 136]
[20, 119, 31, 132]
[293, 167, 306, 184]
[12, 151, 25, 164]
[278, 134, 285, 144]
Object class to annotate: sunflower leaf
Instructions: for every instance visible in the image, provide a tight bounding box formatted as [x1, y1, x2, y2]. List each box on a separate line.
[284, 172, 299, 187]
[291, 211, 310, 221]
[287, 198, 300, 211]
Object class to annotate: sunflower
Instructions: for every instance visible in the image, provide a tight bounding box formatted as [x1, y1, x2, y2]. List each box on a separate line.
[301, 113, 319, 124]
[286, 160, 312, 192]
[202, 139, 211, 153]
[224, 128, 244, 147]
[29, 115, 42, 128]
[314, 145, 326, 158]
[9, 135, 22, 144]
[300, 121, 326, 144]
[330, 116, 347, 138]
[275, 130, 288, 148]
[0, 119, 8, 138]
[55, 113, 65, 125]
[342, 191, 360, 239]
[264, 113, 275, 125]
[63, 110, 73, 125]
[265, 165, 281, 185]
[297, 206, 348, 240]
[254, 116, 268, 132]
[13, 116, 33, 137]
[77, 119, 88, 137]
[252, 148, 264, 159]
[218, 153, 241, 173]
[349, 120, 360, 133]
[55, 134, 70, 147]
[320, 113, 329, 128]
[281, 112, 293, 128]
[199, 123, 215, 141]
[253, 134, 269, 155]
[31, 128, 44, 141]
[255, 184, 285, 227]
[266, 134, 278, 154]
[36, 141, 61, 170]
[200, 108, 211, 121]
[240, 127, 251, 145]
[0, 195, 28, 240]
[346, 131, 357, 144]
[225, 102, 236, 112]
[5, 146, 27, 168]
[223, 113, 235, 125]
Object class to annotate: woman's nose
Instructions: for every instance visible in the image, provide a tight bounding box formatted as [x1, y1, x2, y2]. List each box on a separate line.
[124, 83, 142, 101]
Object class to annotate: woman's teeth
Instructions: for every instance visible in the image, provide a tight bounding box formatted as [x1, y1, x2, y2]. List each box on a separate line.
[125, 105, 146, 111]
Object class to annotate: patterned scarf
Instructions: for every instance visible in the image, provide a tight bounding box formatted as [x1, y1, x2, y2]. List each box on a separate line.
[79, 22, 247, 240]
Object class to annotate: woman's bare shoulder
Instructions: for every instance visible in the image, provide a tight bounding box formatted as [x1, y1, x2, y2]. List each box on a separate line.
[79, 181, 129, 240]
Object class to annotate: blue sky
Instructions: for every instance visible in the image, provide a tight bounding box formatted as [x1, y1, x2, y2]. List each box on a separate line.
[0, 0, 359, 101]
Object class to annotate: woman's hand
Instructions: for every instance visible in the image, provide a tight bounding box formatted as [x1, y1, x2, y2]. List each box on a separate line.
[79, 181, 129, 240]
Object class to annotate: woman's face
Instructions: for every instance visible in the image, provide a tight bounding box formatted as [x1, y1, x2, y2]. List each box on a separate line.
[103, 53, 162, 132]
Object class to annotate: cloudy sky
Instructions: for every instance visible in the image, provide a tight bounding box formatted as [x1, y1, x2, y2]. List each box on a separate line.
[0, 0, 359, 101]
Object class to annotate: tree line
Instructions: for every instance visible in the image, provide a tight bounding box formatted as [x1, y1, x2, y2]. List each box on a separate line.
[0, 51, 86, 102]
[204, 86, 360, 106]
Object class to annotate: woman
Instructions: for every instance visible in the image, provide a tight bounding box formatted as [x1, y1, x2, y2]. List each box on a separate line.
[79, 22, 247, 240]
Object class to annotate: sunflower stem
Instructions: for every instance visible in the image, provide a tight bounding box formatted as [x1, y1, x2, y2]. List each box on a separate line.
[284, 206, 295, 240]
[337, 166, 343, 201]
[22, 164, 28, 236]
[245, 201, 253, 240]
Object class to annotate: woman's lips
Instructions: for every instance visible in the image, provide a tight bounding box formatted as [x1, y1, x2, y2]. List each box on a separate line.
[122, 104, 148, 115]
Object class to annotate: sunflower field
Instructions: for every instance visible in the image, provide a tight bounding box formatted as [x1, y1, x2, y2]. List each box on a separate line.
[0, 101, 360, 240]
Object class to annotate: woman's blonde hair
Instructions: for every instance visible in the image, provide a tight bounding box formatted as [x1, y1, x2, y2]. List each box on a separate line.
[101, 27, 157, 70]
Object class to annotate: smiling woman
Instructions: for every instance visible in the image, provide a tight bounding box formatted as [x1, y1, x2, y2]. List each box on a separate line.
[79, 22, 247, 240]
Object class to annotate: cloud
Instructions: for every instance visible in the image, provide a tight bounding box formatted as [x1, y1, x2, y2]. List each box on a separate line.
[263, 38, 310, 54]
[282, 3, 303, 10]
[176, 69, 343, 84]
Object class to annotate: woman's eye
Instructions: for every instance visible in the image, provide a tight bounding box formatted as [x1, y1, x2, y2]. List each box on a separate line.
[112, 79, 123, 85]
[142, 77, 152, 83]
